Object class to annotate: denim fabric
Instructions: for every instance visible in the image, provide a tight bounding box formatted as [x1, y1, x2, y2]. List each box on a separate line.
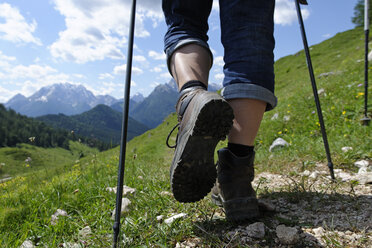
[163, 0, 277, 110]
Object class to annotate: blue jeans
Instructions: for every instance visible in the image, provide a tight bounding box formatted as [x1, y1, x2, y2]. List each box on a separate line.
[163, 0, 277, 110]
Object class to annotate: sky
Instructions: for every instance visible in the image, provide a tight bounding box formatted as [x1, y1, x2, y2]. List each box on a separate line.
[0, 0, 360, 103]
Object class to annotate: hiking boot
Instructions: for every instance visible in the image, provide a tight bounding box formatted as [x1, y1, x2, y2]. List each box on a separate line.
[167, 86, 234, 203]
[211, 148, 259, 221]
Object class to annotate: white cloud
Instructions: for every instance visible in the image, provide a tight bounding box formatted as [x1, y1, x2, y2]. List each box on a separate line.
[148, 50, 166, 60]
[99, 73, 114, 80]
[134, 55, 146, 62]
[213, 56, 224, 67]
[0, 85, 15, 103]
[150, 82, 160, 88]
[159, 72, 171, 80]
[113, 64, 143, 75]
[274, 0, 309, 26]
[214, 73, 224, 80]
[50, 0, 163, 64]
[151, 65, 163, 73]
[0, 3, 42, 45]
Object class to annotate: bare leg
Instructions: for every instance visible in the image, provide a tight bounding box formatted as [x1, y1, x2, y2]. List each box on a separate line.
[170, 44, 211, 90]
[228, 99, 266, 146]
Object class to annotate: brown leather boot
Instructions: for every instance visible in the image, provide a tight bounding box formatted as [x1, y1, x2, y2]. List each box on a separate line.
[167, 86, 234, 203]
[211, 147, 259, 221]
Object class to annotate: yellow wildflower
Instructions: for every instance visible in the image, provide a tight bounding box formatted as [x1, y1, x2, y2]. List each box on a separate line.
[342, 111, 346, 115]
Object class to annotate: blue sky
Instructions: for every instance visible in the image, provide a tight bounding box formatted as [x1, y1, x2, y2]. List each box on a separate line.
[0, 0, 359, 103]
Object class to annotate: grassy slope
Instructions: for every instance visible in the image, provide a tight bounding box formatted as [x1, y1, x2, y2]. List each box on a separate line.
[0, 27, 371, 247]
[0, 142, 98, 179]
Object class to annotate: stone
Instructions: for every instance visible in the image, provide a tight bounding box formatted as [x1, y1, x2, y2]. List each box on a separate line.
[51, 209, 69, 225]
[276, 225, 299, 245]
[354, 172, 372, 184]
[79, 226, 92, 238]
[301, 170, 311, 176]
[309, 171, 319, 179]
[156, 215, 163, 222]
[317, 88, 325, 95]
[312, 227, 325, 237]
[106, 185, 136, 195]
[269, 138, 289, 152]
[164, 213, 187, 224]
[111, 198, 131, 219]
[354, 160, 369, 168]
[160, 191, 173, 196]
[245, 222, 266, 238]
[341, 146, 353, 152]
[62, 242, 81, 248]
[283, 115, 290, 122]
[368, 50, 372, 61]
[358, 167, 368, 174]
[271, 113, 279, 120]
[20, 240, 35, 248]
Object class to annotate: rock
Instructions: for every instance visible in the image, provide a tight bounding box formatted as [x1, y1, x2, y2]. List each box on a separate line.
[20, 240, 35, 248]
[283, 115, 290, 122]
[271, 113, 279, 120]
[156, 215, 164, 222]
[354, 160, 369, 168]
[111, 198, 131, 219]
[245, 222, 266, 238]
[164, 213, 187, 224]
[337, 172, 353, 181]
[341, 146, 353, 152]
[309, 171, 319, 179]
[51, 209, 69, 225]
[301, 170, 311, 176]
[312, 227, 325, 237]
[79, 226, 92, 238]
[276, 225, 299, 245]
[62, 243, 81, 248]
[318, 72, 334, 78]
[358, 167, 369, 174]
[106, 185, 136, 195]
[317, 88, 325, 95]
[269, 138, 289, 152]
[160, 191, 173, 196]
[368, 50, 372, 61]
[354, 172, 372, 184]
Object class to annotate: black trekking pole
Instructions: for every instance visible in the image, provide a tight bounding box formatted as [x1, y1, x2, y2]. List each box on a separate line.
[112, 0, 137, 247]
[295, 0, 335, 180]
[362, 0, 371, 125]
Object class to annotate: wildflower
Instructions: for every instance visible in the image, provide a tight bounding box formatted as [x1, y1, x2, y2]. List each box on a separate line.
[288, 104, 291, 107]
[331, 106, 335, 110]
[342, 111, 346, 115]
[284, 128, 288, 132]
[312, 111, 315, 114]
[357, 83, 363, 87]
[287, 110, 290, 113]
[344, 134, 348, 137]
[278, 131, 282, 135]
[25, 164, 30, 168]
[357, 92, 364, 96]
[259, 140, 263, 144]
[316, 122, 320, 126]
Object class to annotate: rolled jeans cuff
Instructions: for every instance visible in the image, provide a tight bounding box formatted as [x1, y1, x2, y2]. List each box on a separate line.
[165, 38, 213, 74]
[221, 83, 277, 111]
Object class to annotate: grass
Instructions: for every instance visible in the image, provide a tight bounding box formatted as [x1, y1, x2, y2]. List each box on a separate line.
[0, 141, 98, 179]
[0, 27, 371, 247]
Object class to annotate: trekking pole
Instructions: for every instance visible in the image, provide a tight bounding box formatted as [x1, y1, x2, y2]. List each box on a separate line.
[295, 0, 335, 180]
[112, 0, 137, 247]
[362, 0, 371, 125]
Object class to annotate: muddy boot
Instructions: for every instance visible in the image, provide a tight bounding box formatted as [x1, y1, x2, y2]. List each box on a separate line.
[167, 86, 234, 203]
[211, 147, 259, 221]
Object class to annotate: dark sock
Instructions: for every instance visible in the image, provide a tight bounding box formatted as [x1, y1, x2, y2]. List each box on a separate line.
[179, 80, 207, 92]
[228, 142, 254, 157]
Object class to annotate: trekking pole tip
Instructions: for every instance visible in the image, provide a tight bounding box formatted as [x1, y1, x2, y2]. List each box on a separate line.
[327, 162, 336, 180]
[361, 116, 371, 126]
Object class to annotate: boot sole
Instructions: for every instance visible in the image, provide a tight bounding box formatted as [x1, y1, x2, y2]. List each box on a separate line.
[170, 95, 233, 203]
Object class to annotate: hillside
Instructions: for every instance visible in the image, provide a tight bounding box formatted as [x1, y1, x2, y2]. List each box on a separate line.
[37, 104, 149, 144]
[0, 27, 371, 247]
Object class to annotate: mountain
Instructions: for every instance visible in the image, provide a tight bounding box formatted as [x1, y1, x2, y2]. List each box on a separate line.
[5, 83, 120, 117]
[0, 103, 109, 150]
[131, 92, 145, 104]
[129, 80, 179, 128]
[37, 104, 149, 144]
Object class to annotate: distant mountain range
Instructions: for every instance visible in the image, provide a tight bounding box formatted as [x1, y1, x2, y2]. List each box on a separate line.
[5, 83, 119, 117]
[37, 104, 149, 144]
[6, 81, 223, 130]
